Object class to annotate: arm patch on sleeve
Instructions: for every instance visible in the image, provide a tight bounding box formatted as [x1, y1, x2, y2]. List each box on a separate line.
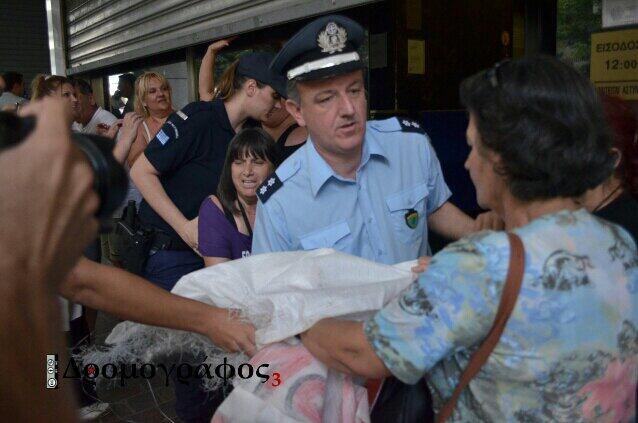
[156, 129, 170, 145]
[256, 172, 283, 203]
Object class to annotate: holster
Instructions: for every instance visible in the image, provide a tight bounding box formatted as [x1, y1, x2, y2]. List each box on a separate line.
[111, 201, 153, 275]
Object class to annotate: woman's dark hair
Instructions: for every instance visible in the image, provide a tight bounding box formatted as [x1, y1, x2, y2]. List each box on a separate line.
[217, 128, 281, 214]
[599, 93, 638, 199]
[3, 71, 23, 90]
[459, 55, 616, 201]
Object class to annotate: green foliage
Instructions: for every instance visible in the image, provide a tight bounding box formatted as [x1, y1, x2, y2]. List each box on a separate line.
[557, 0, 602, 75]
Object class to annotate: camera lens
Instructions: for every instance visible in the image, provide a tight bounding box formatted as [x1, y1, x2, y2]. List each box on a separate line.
[72, 133, 129, 227]
[0, 112, 129, 232]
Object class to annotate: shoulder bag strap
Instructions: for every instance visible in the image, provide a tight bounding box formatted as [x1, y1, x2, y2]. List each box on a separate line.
[237, 200, 253, 238]
[219, 201, 238, 231]
[436, 232, 525, 423]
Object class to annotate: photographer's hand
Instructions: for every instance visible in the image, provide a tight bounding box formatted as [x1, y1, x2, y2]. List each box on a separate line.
[1, 98, 100, 285]
[0, 97, 99, 422]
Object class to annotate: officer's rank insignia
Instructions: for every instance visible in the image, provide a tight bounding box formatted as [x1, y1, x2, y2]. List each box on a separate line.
[317, 22, 347, 54]
[405, 209, 419, 229]
[256, 172, 282, 203]
[399, 118, 426, 134]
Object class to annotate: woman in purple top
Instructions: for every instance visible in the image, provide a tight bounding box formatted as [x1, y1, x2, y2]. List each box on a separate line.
[199, 128, 280, 266]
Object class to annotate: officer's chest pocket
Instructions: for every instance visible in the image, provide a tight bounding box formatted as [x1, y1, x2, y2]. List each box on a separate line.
[385, 182, 429, 245]
[300, 220, 352, 251]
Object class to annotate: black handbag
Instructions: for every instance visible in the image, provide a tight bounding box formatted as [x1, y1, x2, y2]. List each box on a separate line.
[370, 377, 434, 423]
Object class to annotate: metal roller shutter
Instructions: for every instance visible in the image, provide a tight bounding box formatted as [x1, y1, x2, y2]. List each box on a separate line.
[65, 0, 378, 74]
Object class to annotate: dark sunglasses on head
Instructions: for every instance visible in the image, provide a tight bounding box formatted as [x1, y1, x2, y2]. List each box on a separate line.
[486, 59, 511, 88]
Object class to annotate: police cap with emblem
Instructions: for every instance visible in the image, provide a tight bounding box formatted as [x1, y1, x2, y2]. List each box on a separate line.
[270, 15, 365, 82]
[237, 51, 287, 98]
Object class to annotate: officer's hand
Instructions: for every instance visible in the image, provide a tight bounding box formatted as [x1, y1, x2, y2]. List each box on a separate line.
[411, 256, 432, 274]
[3, 97, 99, 287]
[204, 308, 256, 356]
[474, 211, 505, 231]
[179, 217, 199, 250]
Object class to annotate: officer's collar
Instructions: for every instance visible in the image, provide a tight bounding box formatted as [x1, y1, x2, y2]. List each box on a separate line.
[212, 98, 234, 133]
[306, 130, 388, 197]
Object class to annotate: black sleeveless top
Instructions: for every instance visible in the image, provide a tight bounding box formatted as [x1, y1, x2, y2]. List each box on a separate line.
[276, 123, 306, 162]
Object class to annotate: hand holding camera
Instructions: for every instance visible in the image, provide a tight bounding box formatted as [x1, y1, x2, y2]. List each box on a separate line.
[0, 98, 128, 287]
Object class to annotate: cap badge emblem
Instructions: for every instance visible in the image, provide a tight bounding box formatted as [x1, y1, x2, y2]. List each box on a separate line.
[317, 22, 347, 54]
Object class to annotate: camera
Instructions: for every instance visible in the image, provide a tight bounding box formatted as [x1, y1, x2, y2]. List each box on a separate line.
[0, 111, 128, 232]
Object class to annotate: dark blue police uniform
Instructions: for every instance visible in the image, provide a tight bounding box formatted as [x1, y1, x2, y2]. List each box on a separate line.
[139, 99, 236, 423]
[138, 98, 234, 421]
[139, 51, 286, 423]
[139, 99, 234, 291]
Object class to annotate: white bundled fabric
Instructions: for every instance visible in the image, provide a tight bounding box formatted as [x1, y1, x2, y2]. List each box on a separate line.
[172, 248, 417, 347]
[88, 249, 415, 394]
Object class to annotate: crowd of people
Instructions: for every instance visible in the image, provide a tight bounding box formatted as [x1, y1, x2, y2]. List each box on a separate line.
[1, 13, 636, 423]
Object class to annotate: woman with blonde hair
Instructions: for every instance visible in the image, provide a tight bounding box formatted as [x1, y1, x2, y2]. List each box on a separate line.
[125, 71, 174, 167]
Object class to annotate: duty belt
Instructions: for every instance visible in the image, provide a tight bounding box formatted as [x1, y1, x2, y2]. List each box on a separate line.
[150, 231, 193, 254]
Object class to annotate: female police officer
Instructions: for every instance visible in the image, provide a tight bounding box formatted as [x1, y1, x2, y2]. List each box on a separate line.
[131, 52, 285, 292]
[130, 52, 285, 423]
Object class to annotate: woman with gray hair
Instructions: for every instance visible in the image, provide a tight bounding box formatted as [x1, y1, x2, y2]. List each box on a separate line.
[300, 56, 637, 422]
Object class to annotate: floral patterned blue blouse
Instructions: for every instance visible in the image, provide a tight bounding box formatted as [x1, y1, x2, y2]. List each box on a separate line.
[366, 209, 637, 422]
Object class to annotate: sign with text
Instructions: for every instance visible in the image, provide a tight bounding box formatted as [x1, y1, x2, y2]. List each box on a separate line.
[590, 28, 638, 100]
[602, 0, 638, 28]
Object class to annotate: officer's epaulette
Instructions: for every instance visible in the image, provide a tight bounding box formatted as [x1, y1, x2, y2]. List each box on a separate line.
[256, 172, 283, 203]
[368, 117, 426, 135]
[256, 159, 301, 203]
[177, 100, 214, 119]
[154, 101, 215, 146]
[397, 117, 426, 134]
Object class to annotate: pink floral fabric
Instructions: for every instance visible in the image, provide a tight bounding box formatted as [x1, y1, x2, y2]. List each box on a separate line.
[212, 342, 370, 423]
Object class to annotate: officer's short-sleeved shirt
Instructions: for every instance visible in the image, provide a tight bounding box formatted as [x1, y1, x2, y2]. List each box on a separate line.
[139, 99, 235, 241]
[252, 117, 452, 265]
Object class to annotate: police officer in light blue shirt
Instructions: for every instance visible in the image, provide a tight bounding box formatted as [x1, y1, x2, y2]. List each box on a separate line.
[254, 117, 453, 263]
[253, 15, 482, 264]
